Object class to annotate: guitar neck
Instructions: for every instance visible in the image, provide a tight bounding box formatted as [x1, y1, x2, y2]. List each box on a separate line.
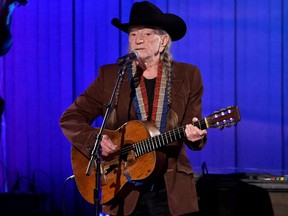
[133, 118, 208, 157]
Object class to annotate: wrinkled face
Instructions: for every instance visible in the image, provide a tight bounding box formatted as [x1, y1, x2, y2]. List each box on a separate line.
[128, 26, 168, 62]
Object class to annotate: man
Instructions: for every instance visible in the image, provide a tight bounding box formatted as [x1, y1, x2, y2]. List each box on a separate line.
[60, 1, 207, 215]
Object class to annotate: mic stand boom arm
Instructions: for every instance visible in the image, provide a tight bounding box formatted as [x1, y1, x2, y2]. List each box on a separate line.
[85, 63, 128, 216]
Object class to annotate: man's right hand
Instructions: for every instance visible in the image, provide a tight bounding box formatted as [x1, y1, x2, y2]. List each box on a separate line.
[100, 135, 117, 156]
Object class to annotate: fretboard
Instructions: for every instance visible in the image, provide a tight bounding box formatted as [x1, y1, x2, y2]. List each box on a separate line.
[133, 119, 207, 157]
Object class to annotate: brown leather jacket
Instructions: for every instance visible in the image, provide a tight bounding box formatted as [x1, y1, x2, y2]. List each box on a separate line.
[59, 61, 207, 215]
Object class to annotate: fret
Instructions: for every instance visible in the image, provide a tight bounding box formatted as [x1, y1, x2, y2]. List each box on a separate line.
[151, 137, 156, 149]
[151, 137, 155, 150]
[140, 141, 144, 155]
[168, 131, 173, 143]
[134, 144, 139, 157]
[149, 139, 153, 151]
[173, 129, 177, 140]
[144, 141, 148, 153]
[176, 127, 181, 140]
[137, 142, 141, 156]
[158, 136, 162, 148]
[164, 132, 169, 144]
[150, 137, 154, 149]
[155, 136, 159, 148]
[143, 141, 147, 154]
[144, 140, 148, 154]
[146, 140, 150, 153]
[163, 135, 167, 145]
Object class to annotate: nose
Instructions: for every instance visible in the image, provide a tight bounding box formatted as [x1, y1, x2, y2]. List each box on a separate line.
[136, 35, 144, 44]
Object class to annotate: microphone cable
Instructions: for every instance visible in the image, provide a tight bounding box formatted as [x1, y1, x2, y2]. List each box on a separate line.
[62, 175, 75, 216]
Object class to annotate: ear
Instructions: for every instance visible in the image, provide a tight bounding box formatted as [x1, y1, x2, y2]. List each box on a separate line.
[159, 35, 169, 52]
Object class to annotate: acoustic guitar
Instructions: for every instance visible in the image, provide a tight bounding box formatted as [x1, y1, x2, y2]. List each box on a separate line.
[71, 106, 241, 204]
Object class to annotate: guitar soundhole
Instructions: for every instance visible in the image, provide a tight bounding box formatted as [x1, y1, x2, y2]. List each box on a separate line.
[103, 148, 136, 176]
[105, 164, 118, 175]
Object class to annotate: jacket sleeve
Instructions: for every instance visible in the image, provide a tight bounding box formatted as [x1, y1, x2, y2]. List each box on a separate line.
[59, 66, 108, 158]
[180, 64, 207, 151]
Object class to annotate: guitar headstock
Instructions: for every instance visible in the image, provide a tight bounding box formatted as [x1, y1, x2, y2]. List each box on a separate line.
[206, 106, 241, 129]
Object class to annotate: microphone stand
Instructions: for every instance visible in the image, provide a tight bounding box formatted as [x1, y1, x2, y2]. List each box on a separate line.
[85, 62, 129, 216]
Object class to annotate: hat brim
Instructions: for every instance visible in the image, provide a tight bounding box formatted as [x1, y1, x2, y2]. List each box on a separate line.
[111, 14, 186, 41]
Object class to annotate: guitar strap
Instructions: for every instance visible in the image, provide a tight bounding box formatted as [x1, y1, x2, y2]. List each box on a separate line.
[128, 62, 169, 133]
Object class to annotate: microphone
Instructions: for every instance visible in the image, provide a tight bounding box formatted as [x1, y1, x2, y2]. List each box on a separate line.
[116, 51, 139, 65]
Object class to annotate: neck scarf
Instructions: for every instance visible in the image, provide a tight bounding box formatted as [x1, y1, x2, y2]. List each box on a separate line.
[128, 62, 169, 133]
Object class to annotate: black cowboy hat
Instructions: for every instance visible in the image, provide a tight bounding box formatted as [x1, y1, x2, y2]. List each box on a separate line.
[111, 1, 187, 41]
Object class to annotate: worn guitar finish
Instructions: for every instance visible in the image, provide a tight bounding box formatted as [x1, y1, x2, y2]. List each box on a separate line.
[71, 106, 241, 204]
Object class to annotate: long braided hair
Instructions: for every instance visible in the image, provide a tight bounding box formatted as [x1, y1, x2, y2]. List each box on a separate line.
[158, 29, 178, 130]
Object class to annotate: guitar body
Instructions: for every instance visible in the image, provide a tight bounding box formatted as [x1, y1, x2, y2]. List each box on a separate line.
[71, 120, 166, 204]
[71, 106, 241, 205]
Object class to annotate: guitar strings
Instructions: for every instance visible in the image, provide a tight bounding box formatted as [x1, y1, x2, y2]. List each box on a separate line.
[103, 119, 206, 161]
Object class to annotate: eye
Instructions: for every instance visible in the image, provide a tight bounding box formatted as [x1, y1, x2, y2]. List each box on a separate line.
[143, 32, 153, 39]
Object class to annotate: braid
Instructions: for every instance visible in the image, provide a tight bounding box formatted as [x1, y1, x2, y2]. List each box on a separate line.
[161, 40, 172, 107]
[159, 33, 179, 129]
